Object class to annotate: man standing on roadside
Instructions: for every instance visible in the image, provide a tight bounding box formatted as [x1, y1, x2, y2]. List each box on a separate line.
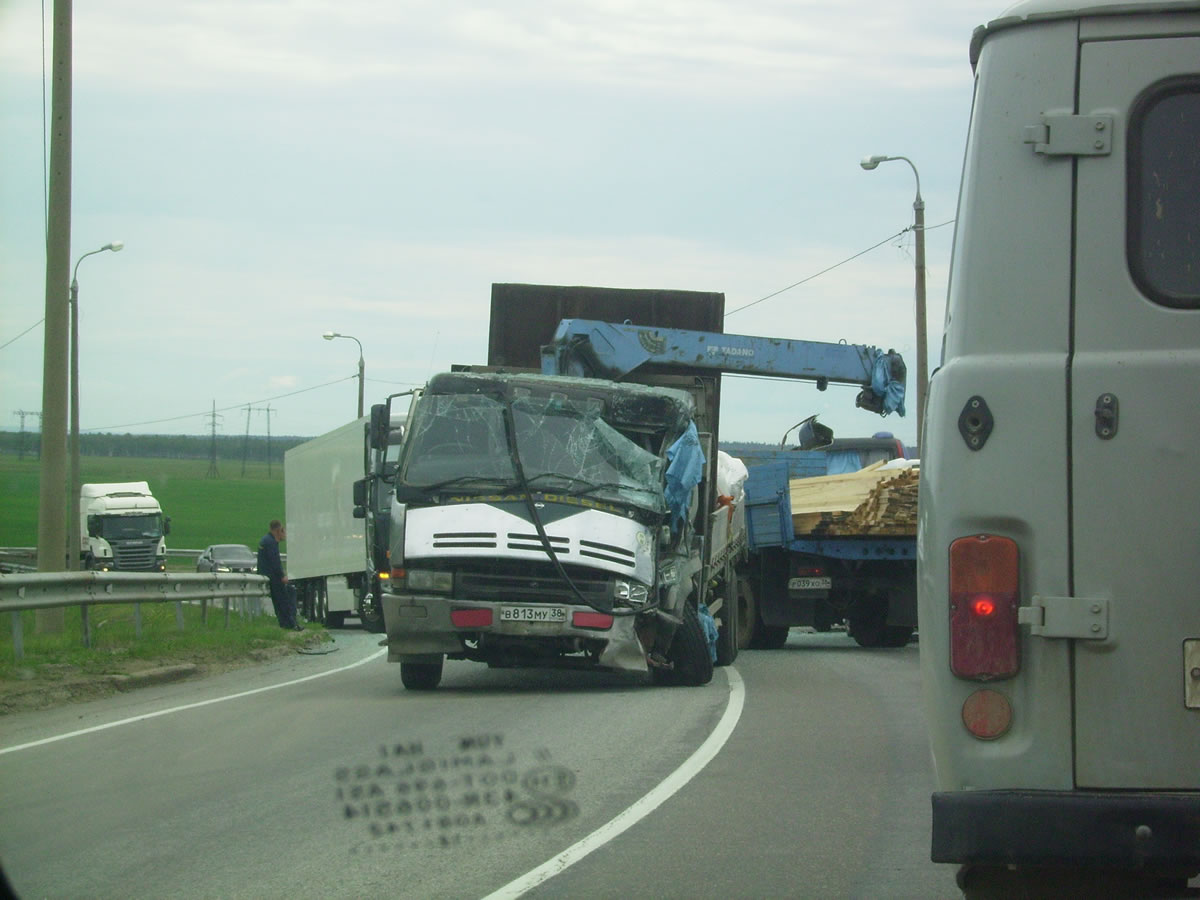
[258, 519, 300, 630]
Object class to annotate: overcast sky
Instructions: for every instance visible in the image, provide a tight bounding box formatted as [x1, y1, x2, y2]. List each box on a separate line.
[1, 0, 1005, 448]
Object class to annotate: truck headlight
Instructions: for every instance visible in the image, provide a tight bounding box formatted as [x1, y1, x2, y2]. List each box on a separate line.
[403, 569, 453, 592]
[613, 580, 649, 607]
[215, 565, 232, 573]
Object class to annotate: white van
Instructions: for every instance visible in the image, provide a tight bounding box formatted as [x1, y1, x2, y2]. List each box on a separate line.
[918, 1, 1200, 895]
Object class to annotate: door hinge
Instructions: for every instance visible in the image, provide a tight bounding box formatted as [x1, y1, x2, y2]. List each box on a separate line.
[1018, 595, 1109, 639]
[1023, 113, 1113, 157]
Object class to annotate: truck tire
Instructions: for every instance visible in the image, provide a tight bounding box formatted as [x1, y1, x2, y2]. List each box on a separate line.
[400, 659, 443, 690]
[881, 625, 914, 647]
[654, 603, 714, 687]
[735, 574, 757, 650]
[359, 603, 385, 634]
[849, 594, 888, 648]
[755, 623, 790, 650]
[714, 576, 739, 666]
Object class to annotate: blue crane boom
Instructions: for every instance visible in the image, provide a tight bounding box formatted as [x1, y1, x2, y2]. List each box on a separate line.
[540, 318, 906, 417]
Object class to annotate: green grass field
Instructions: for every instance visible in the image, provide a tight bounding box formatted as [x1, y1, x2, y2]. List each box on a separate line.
[0, 455, 285, 552]
[0, 455, 313, 681]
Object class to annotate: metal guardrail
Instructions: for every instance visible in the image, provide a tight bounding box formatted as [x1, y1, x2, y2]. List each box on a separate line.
[0, 571, 271, 662]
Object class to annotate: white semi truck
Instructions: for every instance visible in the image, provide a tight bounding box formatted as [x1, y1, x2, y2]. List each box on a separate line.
[284, 416, 400, 631]
[79, 482, 170, 572]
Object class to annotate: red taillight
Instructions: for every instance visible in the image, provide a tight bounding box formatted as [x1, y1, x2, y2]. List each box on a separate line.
[572, 611, 614, 630]
[450, 608, 493, 628]
[949, 534, 1020, 680]
[972, 597, 996, 617]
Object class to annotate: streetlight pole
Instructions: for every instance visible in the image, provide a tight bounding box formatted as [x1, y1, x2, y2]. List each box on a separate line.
[323, 332, 365, 418]
[70, 241, 124, 569]
[860, 154, 928, 441]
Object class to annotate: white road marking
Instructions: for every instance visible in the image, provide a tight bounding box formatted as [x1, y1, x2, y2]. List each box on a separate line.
[480, 666, 747, 900]
[0, 647, 388, 756]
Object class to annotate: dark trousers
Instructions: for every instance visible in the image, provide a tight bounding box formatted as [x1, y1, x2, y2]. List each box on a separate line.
[270, 579, 297, 628]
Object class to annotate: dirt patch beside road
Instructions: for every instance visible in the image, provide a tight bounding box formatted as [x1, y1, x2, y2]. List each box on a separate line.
[0, 631, 332, 715]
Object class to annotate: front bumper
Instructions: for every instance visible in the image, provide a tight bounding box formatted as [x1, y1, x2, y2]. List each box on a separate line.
[932, 790, 1200, 869]
[381, 591, 649, 674]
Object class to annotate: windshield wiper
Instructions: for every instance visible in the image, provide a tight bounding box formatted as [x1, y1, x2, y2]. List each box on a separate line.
[406, 475, 514, 493]
[522, 472, 593, 491]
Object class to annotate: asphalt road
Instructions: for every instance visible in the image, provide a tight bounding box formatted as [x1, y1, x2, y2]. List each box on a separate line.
[0, 629, 958, 899]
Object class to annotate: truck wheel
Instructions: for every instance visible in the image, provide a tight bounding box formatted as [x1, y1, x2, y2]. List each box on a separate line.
[756, 624, 790, 650]
[881, 625, 914, 647]
[849, 595, 888, 648]
[735, 574, 756, 650]
[359, 604, 385, 634]
[400, 659, 443, 690]
[714, 577, 739, 666]
[655, 603, 714, 687]
[812, 601, 834, 633]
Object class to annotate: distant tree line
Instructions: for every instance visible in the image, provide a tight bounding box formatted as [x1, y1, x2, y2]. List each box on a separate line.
[0, 430, 312, 463]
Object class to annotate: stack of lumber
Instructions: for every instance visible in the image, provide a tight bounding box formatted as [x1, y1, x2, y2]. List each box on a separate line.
[789, 460, 919, 537]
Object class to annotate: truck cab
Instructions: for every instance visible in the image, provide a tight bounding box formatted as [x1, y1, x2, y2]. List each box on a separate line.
[918, 1, 1200, 893]
[79, 482, 169, 572]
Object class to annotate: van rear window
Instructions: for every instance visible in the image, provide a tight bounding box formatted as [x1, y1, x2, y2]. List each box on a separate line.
[1128, 78, 1200, 308]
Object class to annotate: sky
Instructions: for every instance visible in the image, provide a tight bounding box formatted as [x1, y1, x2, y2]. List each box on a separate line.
[1, 0, 1007, 449]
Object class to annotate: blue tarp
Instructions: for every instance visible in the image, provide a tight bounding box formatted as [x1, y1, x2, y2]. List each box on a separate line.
[825, 449, 863, 475]
[665, 422, 705, 533]
[697, 602, 719, 662]
[870, 349, 906, 417]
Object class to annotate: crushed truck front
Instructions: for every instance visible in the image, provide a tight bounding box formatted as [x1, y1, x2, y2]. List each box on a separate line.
[378, 371, 713, 689]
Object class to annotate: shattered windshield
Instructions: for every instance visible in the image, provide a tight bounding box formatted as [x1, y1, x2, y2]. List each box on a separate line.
[401, 392, 667, 513]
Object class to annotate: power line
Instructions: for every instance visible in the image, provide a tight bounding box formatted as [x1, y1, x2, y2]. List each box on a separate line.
[88, 375, 356, 432]
[0, 319, 46, 351]
[725, 219, 956, 318]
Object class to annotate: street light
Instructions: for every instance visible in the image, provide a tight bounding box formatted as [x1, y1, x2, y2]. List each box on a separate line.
[69, 241, 124, 570]
[323, 331, 365, 418]
[860, 154, 927, 441]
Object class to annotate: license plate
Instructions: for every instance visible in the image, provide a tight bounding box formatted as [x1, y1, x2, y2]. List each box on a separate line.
[499, 605, 567, 623]
[789, 576, 832, 591]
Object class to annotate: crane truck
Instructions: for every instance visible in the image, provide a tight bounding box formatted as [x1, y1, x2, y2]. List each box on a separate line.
[366, 284, 905, 689]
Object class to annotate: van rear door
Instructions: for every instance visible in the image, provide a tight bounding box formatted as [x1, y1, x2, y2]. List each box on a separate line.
[1069, 20, 1200, 789]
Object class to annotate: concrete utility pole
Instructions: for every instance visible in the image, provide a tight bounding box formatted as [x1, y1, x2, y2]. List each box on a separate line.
[261, 404, 276, 477]
[37, 0, 73, 636]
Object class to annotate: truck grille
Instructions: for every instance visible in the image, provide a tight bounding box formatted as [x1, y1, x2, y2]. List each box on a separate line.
[112, 542, 157, 570]
[458, 568, 611, 608]
[431, 531, 635, 571]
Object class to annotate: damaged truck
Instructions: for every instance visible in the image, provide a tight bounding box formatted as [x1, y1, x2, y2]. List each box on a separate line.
[366, 284, 906, 689]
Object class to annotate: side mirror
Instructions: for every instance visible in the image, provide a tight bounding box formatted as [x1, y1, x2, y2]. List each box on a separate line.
[368, 403, 390, 451]
[352, 477, 368, 519]
[163, 516, 172, 536]
[87, 515, 100, 537]
[780, 415, 834, 451]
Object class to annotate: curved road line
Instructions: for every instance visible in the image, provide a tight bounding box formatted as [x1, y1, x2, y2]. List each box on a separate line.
[481, 665, 747, 900]
[0, 647, 388, 756]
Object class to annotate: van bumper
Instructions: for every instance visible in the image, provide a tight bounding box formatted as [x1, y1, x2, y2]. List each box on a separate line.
[932, 790, 1200, 869]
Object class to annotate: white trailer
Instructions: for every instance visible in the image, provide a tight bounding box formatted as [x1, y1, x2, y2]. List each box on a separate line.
[284, 418, 373, 629]
[79, 481, 169, 571]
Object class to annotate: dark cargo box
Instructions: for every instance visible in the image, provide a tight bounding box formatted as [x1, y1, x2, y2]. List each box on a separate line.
[488, 283, 725, 369]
